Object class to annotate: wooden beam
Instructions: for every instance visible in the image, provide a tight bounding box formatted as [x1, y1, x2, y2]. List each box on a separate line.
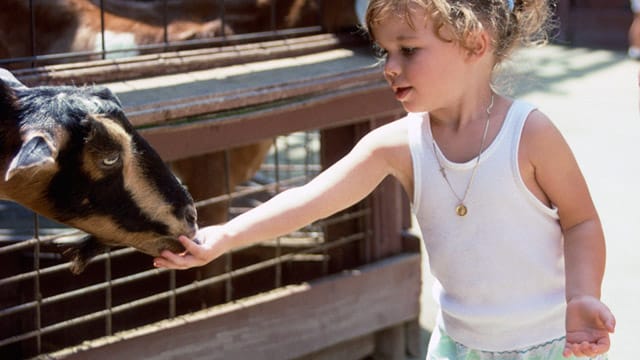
[140, 83, 403, 161]
[294, 333, 375, 360]
[123, 67, 384, 127]
[51, 253, 421, 360]
[15, 34, 359, 86]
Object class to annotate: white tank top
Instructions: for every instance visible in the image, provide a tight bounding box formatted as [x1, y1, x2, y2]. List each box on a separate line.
[408, 100, 566, 351]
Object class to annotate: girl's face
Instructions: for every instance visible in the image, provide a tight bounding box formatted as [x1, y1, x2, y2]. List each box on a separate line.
[372, 8, 470, 113]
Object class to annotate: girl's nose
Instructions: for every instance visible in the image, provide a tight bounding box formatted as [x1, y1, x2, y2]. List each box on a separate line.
[383, 58, 400, 80]
[385, 68, 398, 80]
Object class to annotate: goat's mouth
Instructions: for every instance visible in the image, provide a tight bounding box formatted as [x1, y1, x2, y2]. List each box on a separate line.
[145, 235, 200, 257]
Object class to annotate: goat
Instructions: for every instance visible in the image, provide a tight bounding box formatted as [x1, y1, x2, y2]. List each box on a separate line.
[0, 67, 198, 273]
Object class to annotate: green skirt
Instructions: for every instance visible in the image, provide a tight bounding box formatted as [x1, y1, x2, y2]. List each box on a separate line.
[427, 326, 608, 360]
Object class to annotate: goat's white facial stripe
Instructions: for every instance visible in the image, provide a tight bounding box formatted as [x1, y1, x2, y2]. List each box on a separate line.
[89, 116, 187, 235]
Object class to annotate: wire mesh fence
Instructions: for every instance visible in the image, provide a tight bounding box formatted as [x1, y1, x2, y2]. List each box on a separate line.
[0, 129, 374, 358]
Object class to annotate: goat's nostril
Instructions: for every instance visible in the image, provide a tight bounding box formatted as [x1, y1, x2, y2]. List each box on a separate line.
[184, 205, 197, 226]
[182, 206, 198, 238]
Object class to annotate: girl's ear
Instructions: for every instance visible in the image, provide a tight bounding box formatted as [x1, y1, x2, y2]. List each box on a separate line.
[465, 30, 491, 62]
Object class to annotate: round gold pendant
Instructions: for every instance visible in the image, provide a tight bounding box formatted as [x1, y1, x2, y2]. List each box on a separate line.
[455, 204, 468, 216]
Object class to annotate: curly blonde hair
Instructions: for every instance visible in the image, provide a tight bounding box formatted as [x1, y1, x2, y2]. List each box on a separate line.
[364, 0, 553, 65]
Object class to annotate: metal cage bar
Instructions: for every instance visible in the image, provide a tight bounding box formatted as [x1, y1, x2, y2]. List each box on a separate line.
[0, 0, 324, 68]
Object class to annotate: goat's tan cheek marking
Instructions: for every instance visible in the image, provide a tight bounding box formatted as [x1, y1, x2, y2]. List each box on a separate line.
[68, 215, 160, 254]
[81, 150, 105, 181]
[68, 215, 122, 242]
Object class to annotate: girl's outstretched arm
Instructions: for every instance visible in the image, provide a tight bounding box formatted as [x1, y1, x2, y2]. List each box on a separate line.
[520, 110, 616, 357]
[154, 120, 412, 270]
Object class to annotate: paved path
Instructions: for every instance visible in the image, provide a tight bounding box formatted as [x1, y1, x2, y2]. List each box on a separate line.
[415, 44, 639, 359]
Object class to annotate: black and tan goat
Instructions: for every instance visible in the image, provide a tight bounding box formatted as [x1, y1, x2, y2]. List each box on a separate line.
[0, 68, 197, 273]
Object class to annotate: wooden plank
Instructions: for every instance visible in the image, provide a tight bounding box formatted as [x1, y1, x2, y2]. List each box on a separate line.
[124, 66, 384, 127]
[14, 34, 356, 86]
[554, 0, 571, 43]
[140, 83, 403, 161]
[571, 0, 628, 8]
[559, 8, 631, 49]
[50, 253, 421, 360]
[294, 333, 375, 360]
[373, 325, 406, 360]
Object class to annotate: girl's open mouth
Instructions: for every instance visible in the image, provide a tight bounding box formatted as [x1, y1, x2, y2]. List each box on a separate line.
[394, 86, 412, 101]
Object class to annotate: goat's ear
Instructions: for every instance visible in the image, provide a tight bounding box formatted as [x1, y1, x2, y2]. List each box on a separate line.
[0, 67, 26, 90]
[0, 78, 18, 118]
[88, 86, 122, 107]
[5, 135, 56, 181]
[0, 78, 10, 97]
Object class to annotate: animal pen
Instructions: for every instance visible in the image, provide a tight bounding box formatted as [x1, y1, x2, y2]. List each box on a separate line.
[0, 1, 421, 359]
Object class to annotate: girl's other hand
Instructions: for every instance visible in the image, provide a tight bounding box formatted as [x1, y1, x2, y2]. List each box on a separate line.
[563, 295, 616, 358]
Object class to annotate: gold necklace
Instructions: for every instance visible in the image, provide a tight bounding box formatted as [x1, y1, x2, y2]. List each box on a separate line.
[431, 94, 495, 216]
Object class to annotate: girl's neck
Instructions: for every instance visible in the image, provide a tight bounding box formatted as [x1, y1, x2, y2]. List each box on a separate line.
[429, 89, 496, 131]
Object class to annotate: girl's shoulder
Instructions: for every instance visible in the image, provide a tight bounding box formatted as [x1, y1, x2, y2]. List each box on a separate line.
[363, 113, 417, 148]
[357, 115, 414, 192]
[520, 107, 561, 152]
[372, 112, 423, 134]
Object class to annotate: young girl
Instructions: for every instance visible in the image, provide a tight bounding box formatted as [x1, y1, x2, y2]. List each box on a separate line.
[154, 0, 616, 358]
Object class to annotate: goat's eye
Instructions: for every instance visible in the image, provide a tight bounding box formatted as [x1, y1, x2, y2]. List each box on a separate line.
[102, 153, 120, 167]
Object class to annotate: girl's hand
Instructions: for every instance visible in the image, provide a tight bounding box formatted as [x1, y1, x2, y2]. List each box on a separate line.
[153, 226, 227, 270]
[563, 295, 616, 358]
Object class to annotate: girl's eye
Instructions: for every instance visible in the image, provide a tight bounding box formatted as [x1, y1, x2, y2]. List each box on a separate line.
[401, 47, 417, 56]
[102, 153, 120, 167]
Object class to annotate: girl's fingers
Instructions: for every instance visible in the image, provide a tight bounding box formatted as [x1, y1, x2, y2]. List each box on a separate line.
[153, 233, 213, 269]
[178, 235, 201, 255]
[153, 257, 169, 269]
[563, 343, 585, 358]
[154, 249, 193, 269]
[564, 340, 609, 358]
[601, 311, 616, 333]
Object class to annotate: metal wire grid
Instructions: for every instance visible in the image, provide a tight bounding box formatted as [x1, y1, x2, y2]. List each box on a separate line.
[0, 0, 324, 68]
[0, 130, 372, 358]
